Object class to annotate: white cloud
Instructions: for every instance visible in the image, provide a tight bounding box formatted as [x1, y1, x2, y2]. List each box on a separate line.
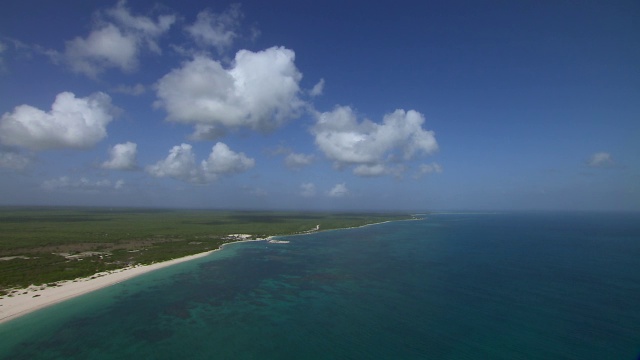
[588, 152, 614, 168]
[154, 46, 304, 134]
[147, 142, 254, 183]
[102, 142, 138, 170]
[42, 176, 124, 192]
[147, 143, 201, 183]
[268, 146, 313, 169]
[186, 5, 243, 53]
[189, 124, 227, 141]
[310, 78, 325, 97]
[285, 152, 314, 169]
[0, 41, 6, 71]
[353, 164, 387, 177]
[312, 106, 438, 177]
[267, 144, 291, 156]
[0, 151, 31, 170]
[106, 1, 175, 46]
[112, 83, 146, 96]
[64, 24, 138, 77]
[0, 92, 115, 150]
[60, 1, 175, 77]
[300, 182, 316, 197]
[201, 142, 255, 180]
[418, 162, 443, 175]
[250, 187, 268, 197]
[327, 183, 348, 198]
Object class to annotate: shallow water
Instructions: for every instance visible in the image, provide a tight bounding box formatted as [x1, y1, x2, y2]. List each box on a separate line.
[1, 212, 639, 359]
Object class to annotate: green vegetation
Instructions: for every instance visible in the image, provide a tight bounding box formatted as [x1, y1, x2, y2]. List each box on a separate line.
[0, 207, 411, 293]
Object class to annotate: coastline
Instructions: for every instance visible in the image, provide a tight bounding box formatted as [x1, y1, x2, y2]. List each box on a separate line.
[0, 218, 411, 325]
[297, 216, 422, 234]
[0, 237, 270, 325]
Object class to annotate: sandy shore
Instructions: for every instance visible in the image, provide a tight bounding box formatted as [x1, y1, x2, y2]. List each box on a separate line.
[0, 250, 219, 325]
[0, 221, 403, 325]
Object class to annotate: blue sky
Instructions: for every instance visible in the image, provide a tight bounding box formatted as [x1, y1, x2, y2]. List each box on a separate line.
[1, 0, 638, 211]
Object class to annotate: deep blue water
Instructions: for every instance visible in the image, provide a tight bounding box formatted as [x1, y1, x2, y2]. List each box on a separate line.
[1, 212, 639, 359]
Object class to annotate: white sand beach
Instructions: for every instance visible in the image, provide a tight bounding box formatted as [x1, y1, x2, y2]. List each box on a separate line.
[0, 224, 392, 325]
[0, 250, 216, 324]
[0, 233, 286, 325]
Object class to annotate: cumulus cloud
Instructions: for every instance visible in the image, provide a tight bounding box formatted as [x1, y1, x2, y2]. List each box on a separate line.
[587, 152, 614, 168]
[42, 176, 124, 192]
[244, 186, 267, 197]
[186, 5, 243, 53]
[418, 162, 443, 175]
[201, 142, 255, 180]
[106, 1, 175, 45]
[112, 83, 146, 96]
[310, 78, 325, 97]
[59, 0, 175, 77]
[154, 46, 304, 135]
[0, 92, 115, 150]
[267, 144, 291, 156]
[147, 142, 254, 183]
[312, 106, 438, 176]
[327, 183, 348, 198]
[0, 151, 31, 170]
[285, 152, 314, 169]
[102, 142, 138, 170]
[267, 145, 314, 169]
[0, 41, 6, 71]
[189, 124, 227, 141]
[300, 182, 316, 197]
[63, 24, 138, 76]
[146, 143, 201, 182]
[353, 164, 387, 177]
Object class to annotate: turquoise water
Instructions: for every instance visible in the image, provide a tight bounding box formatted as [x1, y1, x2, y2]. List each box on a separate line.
[1, 212, 639, 359]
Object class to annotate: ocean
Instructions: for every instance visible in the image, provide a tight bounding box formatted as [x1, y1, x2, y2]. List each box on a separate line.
[1, 212, 639, 359]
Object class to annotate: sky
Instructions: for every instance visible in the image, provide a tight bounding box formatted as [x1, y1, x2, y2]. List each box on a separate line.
[0, 0, 638, 211]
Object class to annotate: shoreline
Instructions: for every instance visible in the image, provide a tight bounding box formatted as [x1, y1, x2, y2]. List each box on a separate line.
[0, 218, 413, 325]
[284, 216, 422, 236]
[0, 237, 271, 325]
